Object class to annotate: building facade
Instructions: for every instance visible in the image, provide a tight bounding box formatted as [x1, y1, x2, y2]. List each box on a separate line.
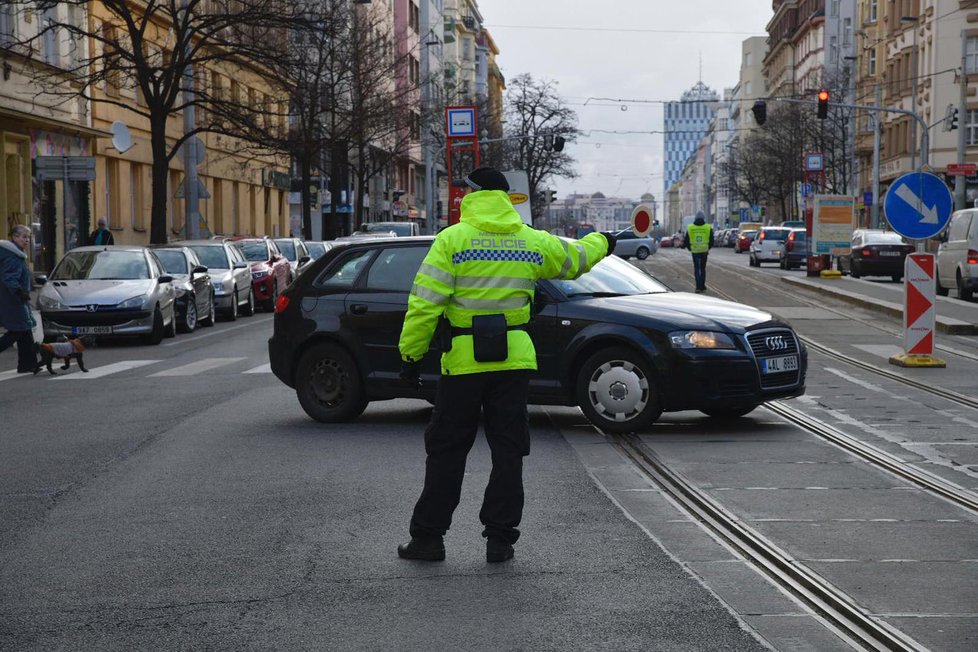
[663, 81, 719, 205]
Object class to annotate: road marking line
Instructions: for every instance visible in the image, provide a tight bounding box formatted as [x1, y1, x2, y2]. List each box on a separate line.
[243, 363, 271, 374]
[162, 314, 272, 347]
[149, 357, 246, 377]
[53, 360, 161, 380]
[0, 369, 31, 383]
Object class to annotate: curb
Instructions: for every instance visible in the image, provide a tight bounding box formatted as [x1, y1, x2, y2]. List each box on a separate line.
[780, 275, 978, 335]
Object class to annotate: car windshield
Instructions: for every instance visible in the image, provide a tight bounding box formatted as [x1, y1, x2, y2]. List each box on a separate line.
[863, 231, 905, 244]
[188, 245, 230, 269]
[551, 254, 669, 298]
[154, 249, 189, 274]
[275, 240, 297, 260]
[238, 241, 270, 261]
[51, 250, 149, 280]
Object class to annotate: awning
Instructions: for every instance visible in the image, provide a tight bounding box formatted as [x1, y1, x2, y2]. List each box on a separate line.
[0, 106, 112, 139]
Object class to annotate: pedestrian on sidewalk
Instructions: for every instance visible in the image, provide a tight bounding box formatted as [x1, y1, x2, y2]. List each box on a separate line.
[683, 211, 714, 293]
[89, 217, 114, 245]
[396, 166, 615, 563]
[0, 225, 40, 373]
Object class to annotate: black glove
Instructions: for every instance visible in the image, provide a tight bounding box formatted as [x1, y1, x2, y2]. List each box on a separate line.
[399, 360, 422, 388]
[600, 231, 617, 255]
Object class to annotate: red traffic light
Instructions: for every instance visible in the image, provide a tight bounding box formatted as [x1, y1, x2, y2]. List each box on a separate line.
[817, 90, 829, 102]
[817, 90, 829, 119]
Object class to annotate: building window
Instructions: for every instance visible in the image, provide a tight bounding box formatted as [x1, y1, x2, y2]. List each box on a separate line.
[868, 49, 876, 76]
[41, 3, 58, 67]
[967, 109, 978, 147]
[409, 2, 419, 33]
[130, 164, 144, 230]
[868, 0, 877, 23]
[967, 36, 978, 75]
[1, 3, 17, 47]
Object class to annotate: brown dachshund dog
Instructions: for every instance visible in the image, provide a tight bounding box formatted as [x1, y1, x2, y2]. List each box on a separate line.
[33, 336, 92, 375]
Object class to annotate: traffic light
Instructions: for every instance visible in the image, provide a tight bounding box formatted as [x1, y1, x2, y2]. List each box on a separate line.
[545, 190, 556, 203]
[751, 100, 767, 126]
[553, 135, 565, 152]
[817, 90, 829, 119]
[946, 106, 959, 132]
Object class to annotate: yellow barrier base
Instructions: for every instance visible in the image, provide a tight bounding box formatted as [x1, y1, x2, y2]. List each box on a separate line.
[889, 354, 947, 368]
[820, 269, 843, 278]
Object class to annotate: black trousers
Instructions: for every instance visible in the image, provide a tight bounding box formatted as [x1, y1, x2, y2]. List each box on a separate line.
[409, 370, 530, 545]
[0, 329, 37, 372]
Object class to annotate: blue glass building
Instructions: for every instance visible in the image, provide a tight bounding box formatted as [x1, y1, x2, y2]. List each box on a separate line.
[663, 81, 719, 199]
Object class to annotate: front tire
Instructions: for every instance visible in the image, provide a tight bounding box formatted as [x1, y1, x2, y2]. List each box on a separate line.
[296, 343, 368, 422]
[164, 304, 177, 338]
[200, 292, 216, 327]
[575, 346, 661, 433]
[241, 288, 256, 316]
[636, 246, 650, 260]
[224, 288, 239, 321]
[958, 272, 974, 301]
[144, 306, 165, 345]
[179, 296, 198, 333]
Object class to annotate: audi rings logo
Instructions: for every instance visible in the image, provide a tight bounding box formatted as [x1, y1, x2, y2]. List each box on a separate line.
[765, 335, 788, 351]
[86, 304, 98, 313]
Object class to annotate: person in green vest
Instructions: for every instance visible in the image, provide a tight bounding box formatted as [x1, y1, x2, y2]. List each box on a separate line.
[89, 217, 114, 246]
[396, 166, 616, 563]
[683, 211, 714, 293]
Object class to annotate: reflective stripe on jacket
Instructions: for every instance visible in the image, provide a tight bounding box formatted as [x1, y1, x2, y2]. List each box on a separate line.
[398, 189, 609, 376]
[686, 223, 712, 254]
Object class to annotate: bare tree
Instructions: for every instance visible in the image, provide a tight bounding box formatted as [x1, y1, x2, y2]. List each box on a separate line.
[500, 74, 578, 222]
[10, 0, 299, 243]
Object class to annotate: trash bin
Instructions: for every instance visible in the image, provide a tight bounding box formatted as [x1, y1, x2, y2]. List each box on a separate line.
[806, 255, 824, 277]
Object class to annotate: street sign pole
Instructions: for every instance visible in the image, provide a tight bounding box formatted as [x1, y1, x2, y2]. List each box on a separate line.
[883, 171, 954, 368]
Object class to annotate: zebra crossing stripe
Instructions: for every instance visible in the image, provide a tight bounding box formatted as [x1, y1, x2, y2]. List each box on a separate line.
[53, 360, 161, 380]
[243, 363, 271, 374]
[149, 357, 246, 377]
[0, 369, 31, 383]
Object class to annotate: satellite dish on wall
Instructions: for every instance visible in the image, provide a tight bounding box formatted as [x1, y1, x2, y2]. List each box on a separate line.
[110, 121, 133, 154]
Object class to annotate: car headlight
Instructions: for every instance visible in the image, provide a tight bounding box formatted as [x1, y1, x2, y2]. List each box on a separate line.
[39, 294, 65, 310]
[669, 331, 736, 350]
[252, 270, 270, 279]
[118, 296, 145, 310]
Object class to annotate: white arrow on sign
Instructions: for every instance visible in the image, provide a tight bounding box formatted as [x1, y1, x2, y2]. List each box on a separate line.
[895, 183, 938, 224]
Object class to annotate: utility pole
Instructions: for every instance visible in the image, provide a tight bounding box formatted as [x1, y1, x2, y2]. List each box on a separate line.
[419, 0, 435, 235]
[955, 30, 969, 211]
[872, 83, 882, 228]
[181, 0, 199, 241]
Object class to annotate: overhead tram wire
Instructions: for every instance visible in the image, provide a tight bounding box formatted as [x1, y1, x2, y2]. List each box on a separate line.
[484, 24, 762, 36]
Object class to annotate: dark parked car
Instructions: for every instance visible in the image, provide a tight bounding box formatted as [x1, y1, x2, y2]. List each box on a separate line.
[779, 228, 808, 270]
[152, 245, 216, 332]
[268, 237, 808, 433]
[839, 229, 914, 281]
[735, 230, 757, 253]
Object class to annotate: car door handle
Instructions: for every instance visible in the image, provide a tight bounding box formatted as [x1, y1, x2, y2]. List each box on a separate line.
[350, 303, 368, 315]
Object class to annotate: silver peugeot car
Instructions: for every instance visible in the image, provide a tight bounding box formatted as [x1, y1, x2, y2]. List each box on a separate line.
[38, 246, 177, 345]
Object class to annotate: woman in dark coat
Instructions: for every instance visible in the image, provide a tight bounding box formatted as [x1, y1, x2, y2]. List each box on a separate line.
[0, 225, 39, 373]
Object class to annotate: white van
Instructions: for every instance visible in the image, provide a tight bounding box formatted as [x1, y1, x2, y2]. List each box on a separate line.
[936, 208, 978, 301]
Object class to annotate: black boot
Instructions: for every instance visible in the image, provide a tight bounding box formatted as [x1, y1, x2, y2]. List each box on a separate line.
[397, 537, 445, 561]
[486, 537, 514, 563]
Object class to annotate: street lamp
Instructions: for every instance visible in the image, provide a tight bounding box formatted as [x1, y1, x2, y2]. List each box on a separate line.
[900, 15, 919, 171]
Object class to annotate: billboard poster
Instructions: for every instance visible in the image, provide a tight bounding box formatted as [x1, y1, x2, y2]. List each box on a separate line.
[812, 195, 855, 255]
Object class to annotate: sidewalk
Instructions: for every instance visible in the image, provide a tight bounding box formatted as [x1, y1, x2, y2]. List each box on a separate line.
[781, 274, 978, 335]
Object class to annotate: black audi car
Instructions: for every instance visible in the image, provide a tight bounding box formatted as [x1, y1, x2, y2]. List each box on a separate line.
[268, 236, 807, 433]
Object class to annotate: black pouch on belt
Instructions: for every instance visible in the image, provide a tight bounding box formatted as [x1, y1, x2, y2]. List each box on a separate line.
[470, 313, 508, 362]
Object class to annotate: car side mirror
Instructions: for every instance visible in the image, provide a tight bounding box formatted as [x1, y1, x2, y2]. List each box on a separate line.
[298, 256, 311, 266]
[193, 265, 208, 275]
[159, 275, 173, 283]
[34, 274, 48, 286]
[233, 261, 248, 269]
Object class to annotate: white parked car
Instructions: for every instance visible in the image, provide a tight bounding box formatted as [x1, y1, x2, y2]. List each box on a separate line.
[749, 227, 791, 267]
[37, 246, 177, 344]
[612, 229, 658, 260]
[936, 208, 978, 301]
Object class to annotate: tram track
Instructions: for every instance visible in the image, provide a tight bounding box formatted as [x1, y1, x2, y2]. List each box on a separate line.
[610, 431, 927, 652]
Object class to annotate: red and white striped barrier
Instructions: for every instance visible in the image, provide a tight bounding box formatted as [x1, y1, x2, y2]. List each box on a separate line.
[891, 253, 945, 367]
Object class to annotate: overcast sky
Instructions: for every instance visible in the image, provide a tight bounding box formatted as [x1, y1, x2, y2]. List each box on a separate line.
[479, 0, 773, 204]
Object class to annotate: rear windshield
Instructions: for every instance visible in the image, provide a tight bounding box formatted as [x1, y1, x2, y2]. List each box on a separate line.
[154, 249, 189, 274]
[238, 241, 270, 261]
[863, 232, 905, 244]
[188, 245, 230, 270]
[760, 229, 790, 242]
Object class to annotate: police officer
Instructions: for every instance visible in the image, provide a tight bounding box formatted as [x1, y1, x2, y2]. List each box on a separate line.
[397, 167, 615, 563]
[683, 210, 713, 293]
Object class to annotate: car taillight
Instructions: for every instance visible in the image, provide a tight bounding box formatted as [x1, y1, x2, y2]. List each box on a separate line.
[786, 241, 793, 251]
[861, 248, 873, 257]
[274, 294, 290, 313]
[968, 249, 978, 265]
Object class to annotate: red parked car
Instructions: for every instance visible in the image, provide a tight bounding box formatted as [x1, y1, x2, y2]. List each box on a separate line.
[735, 230, 757, 253]
[232, 237, 292, 310]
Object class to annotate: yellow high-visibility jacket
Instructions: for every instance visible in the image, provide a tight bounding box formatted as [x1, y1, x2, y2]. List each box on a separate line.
[399, 189, 609, 376]
[686, 222, 712, 253]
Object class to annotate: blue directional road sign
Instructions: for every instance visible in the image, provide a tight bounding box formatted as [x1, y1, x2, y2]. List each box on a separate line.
[883, 171, 953, 240]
